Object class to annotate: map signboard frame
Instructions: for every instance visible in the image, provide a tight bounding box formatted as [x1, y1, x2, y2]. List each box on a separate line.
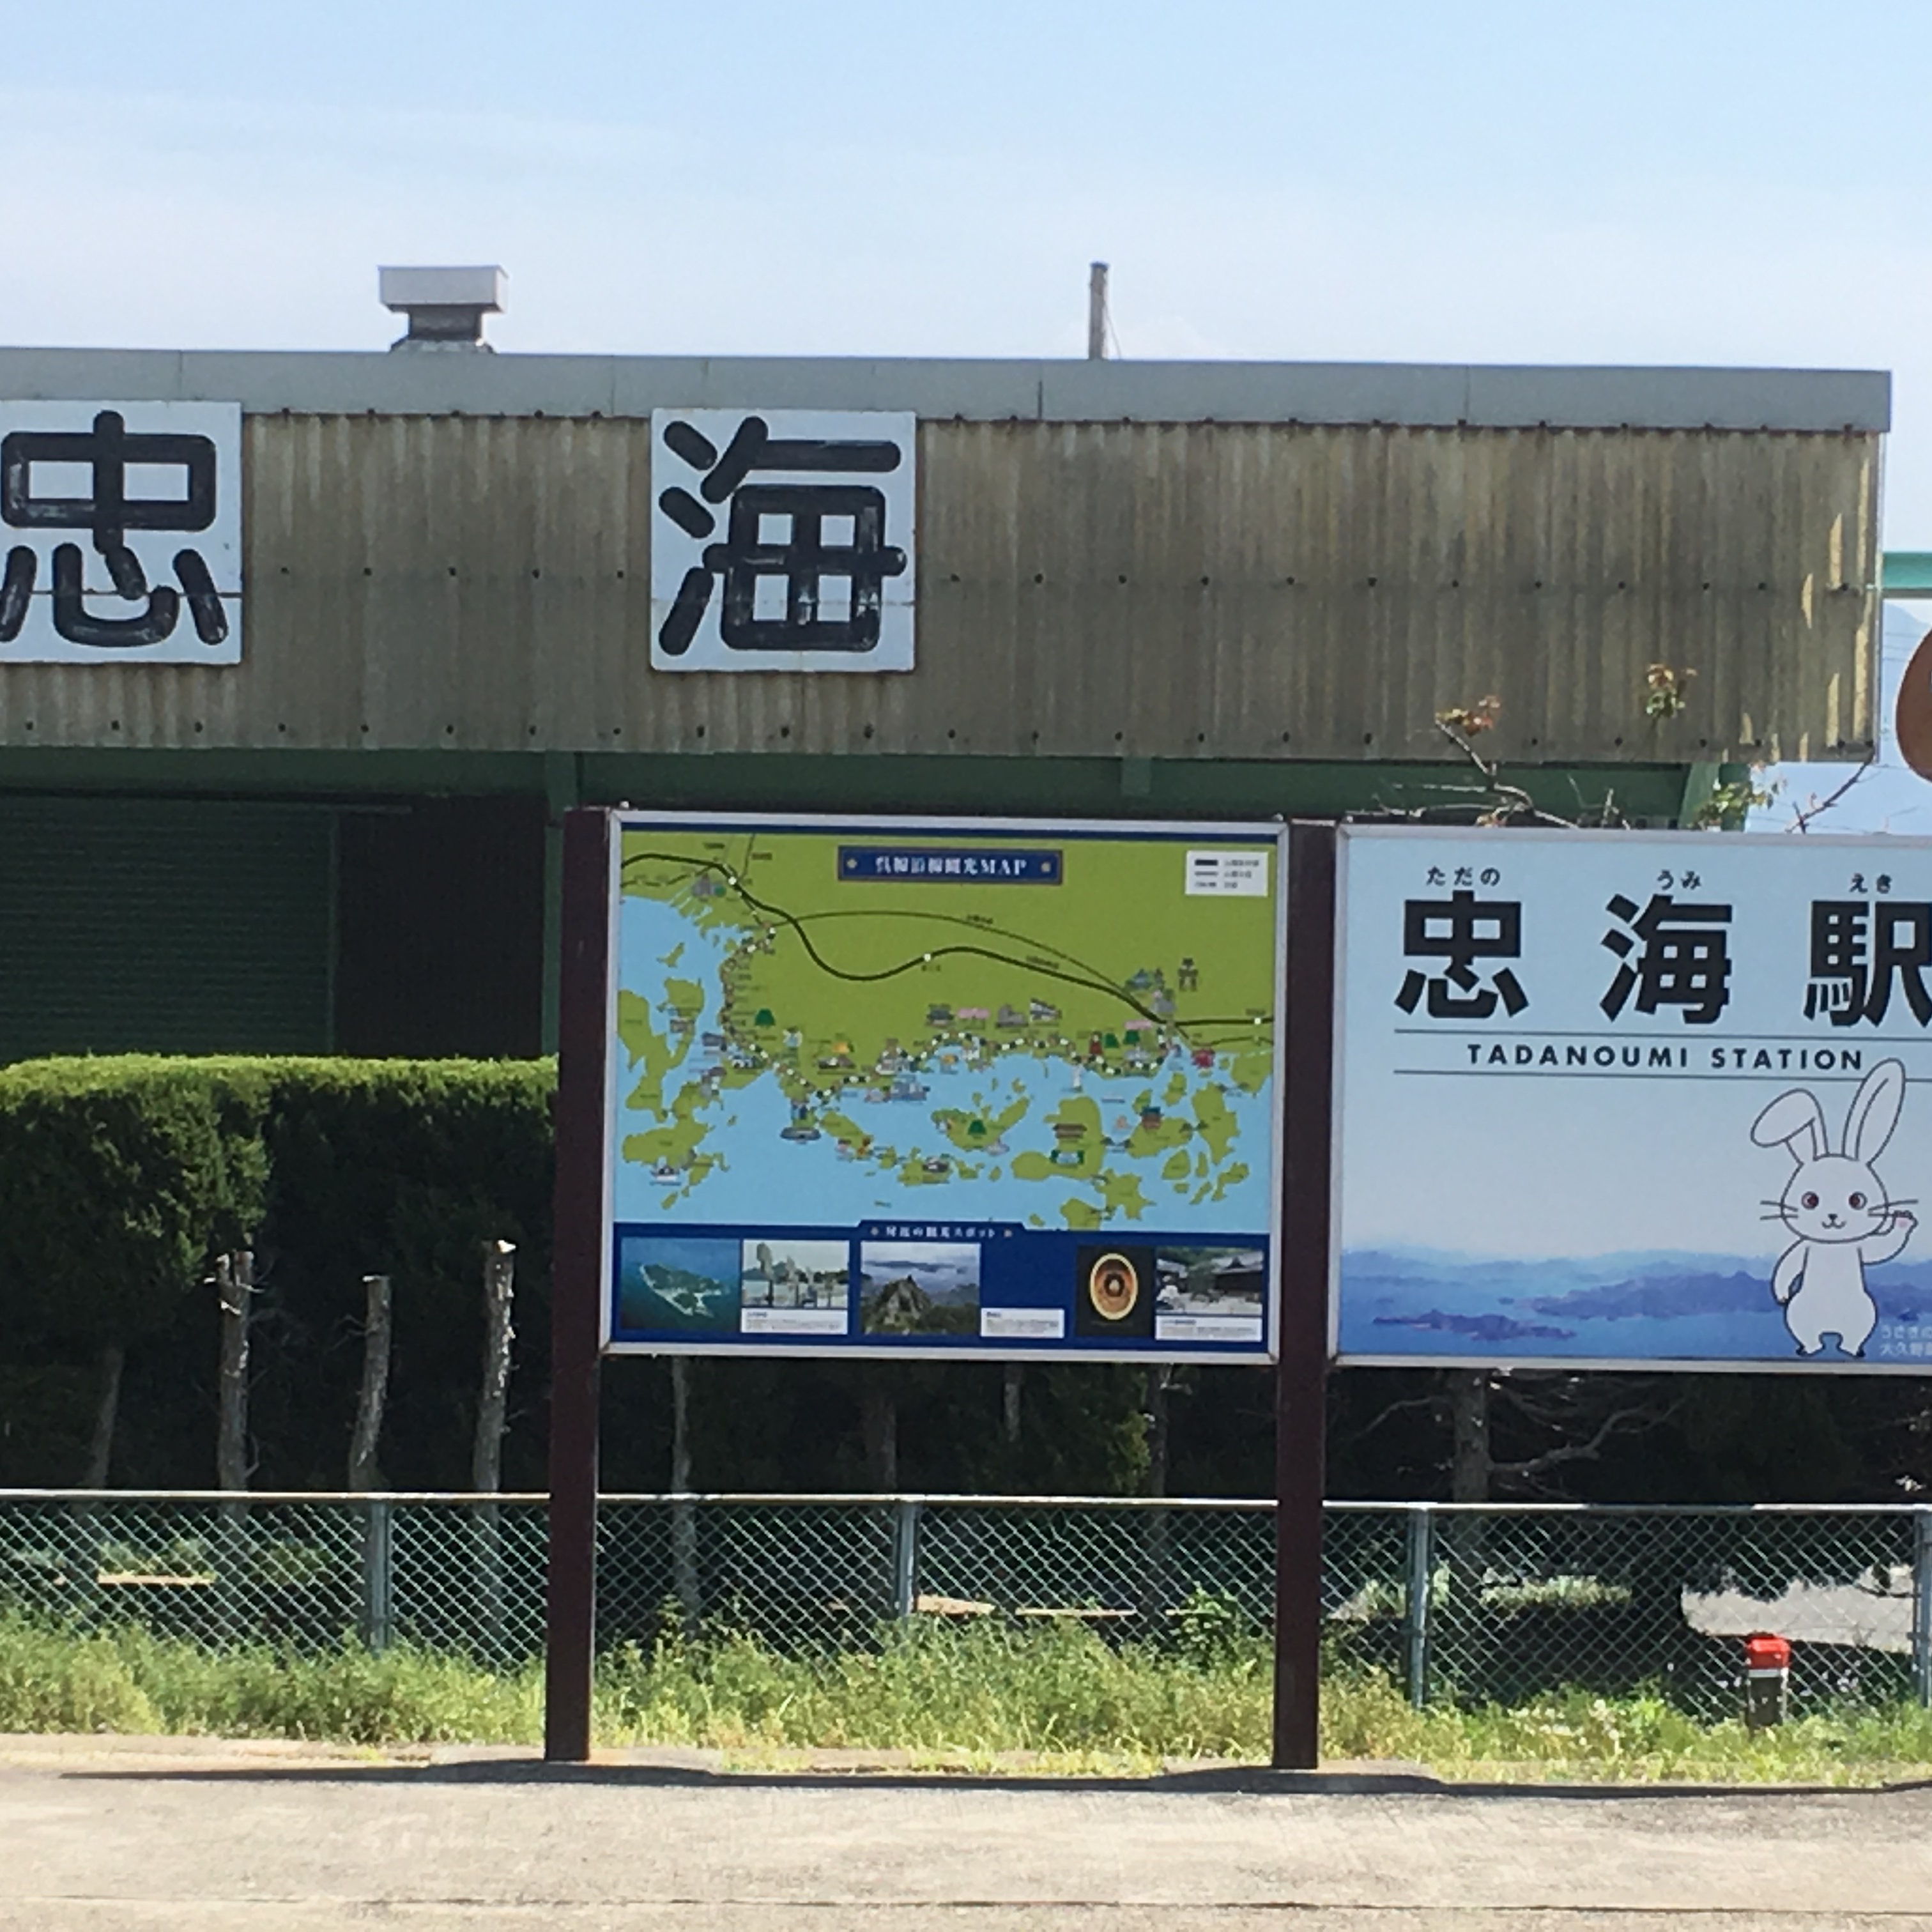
[1331, 823, 1932, 1375]
[598, 811, 1287, 1363]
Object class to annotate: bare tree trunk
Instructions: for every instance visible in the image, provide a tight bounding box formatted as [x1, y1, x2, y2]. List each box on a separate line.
[471, 1241, 516, 1493]
[74, 1340, 125, 1620]
[215, 1251, 253, 1494]
[861, 1383, 898, 1491]
[1002, 1364, 1023, 1448]
[471, 1241, 516, 1658]
[670, 1356, 699, 1627]
[211, 1250, 254, 1629]
[1140, 1367, 1174, 1627]
[82, 1341, 124, 1490]
[348, 1275, 392, 1492]
[1144, 1367, 1170, 1498]
[670, 1356, 693, 1494]
[1444, 1369, 1493, 1603]
[1448, 1370, 1492, 1503]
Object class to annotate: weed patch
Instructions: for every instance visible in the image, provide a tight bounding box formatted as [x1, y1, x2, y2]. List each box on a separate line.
[2, 1611, 1928, 1782]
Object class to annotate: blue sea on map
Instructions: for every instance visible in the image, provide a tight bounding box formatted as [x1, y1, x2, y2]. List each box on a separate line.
[1339, 1248, 1932, 1363]
[612, 896, 1273, 1234]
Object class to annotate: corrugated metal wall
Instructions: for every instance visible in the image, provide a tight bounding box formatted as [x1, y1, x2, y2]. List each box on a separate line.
[0, 415, 1877, 765]
[0, 797, 334, 1061]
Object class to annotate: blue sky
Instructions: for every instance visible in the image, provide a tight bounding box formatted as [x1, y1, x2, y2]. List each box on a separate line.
[6, 3, 1932, 527]
[1753, 604, 1932, 834]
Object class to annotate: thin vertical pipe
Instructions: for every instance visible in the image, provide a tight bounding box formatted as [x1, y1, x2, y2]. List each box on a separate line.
[1404, 1503, 1435, 1710]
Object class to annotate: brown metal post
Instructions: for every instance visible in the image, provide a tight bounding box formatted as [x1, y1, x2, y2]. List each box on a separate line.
[1273, 820, 1336, 1770]
[545, 807, 610, 1762]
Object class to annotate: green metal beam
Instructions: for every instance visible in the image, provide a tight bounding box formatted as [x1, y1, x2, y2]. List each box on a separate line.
[0, 744, 1699, 829]
[1883, 551, 1932, 599]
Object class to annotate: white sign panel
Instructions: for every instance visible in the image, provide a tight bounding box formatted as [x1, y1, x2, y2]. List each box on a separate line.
[650, 409, 915, 673]
[0, 401, 241, 664]
[1334, 826, 1932, 1373]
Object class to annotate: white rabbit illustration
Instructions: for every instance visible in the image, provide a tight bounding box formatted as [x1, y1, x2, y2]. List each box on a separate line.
[1750, 1059, 1915, 1358]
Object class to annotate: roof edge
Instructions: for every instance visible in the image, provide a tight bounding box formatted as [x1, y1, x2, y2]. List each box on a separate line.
[0, 349, 1890, 433]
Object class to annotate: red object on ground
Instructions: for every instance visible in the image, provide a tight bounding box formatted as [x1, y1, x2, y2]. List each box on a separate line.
[1744, 1632, 1791, 1672]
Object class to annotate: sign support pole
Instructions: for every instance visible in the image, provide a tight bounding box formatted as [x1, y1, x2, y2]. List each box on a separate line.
[1272, 820, 1335, 1770]
[544, 807, 610, 1763]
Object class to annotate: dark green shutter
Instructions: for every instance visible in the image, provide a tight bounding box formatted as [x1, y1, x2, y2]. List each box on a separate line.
[0, 797, 334, 1062]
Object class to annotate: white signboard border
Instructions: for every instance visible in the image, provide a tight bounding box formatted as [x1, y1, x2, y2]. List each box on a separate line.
[1330, 823, 1932, 1375]
[599, 810, 1288, 1363]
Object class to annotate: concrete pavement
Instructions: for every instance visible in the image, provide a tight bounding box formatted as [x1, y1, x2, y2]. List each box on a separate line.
[1, 1735, 1929, 1929]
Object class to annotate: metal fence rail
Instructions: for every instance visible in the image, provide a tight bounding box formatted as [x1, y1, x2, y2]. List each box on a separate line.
[1, 1491, 1928, 1717]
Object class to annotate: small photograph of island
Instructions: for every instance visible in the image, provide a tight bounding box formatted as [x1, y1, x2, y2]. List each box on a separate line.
[1156, 1246, 1265, 1318]
[741, 1238, 851, 1311]
[617, 1236, 741, 1335]
[859, 1241, 981, 1336]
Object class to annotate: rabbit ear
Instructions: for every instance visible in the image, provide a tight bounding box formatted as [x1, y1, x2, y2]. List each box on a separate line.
[1752, 1088, 1826, 1163]
[1844, 1058, 1907, 1163]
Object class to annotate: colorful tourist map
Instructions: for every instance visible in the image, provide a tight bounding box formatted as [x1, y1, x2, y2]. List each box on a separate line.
[603, 815, 1282, 1359]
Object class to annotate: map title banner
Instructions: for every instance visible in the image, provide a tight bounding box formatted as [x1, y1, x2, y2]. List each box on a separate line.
[601, 813, 1285, 1361]
[837, 847, 1062, 884]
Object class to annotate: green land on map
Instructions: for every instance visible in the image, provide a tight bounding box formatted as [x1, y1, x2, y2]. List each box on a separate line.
[614, 826, 1276, 1227]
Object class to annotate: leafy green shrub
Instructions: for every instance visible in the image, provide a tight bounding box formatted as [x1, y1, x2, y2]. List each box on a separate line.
[0, 1616, 161, 1732]
[0, 1057, 555, 1488]
[0, 1057, 271, 1357]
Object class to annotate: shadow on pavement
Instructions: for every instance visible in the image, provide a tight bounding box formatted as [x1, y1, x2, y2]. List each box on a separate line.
[56, 1758, 1932, 1802]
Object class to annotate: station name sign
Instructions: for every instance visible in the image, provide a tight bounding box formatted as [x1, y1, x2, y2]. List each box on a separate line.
[0, 401, 242, 664]
[1333, 825, 1932, 1373]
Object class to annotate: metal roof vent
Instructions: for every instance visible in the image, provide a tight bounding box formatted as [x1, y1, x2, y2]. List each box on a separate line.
[378, 264, 506, 351]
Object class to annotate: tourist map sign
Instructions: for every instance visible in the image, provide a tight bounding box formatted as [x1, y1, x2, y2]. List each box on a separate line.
[602, 814, 1284, 1359]
[1333, 825, 1932, 1372]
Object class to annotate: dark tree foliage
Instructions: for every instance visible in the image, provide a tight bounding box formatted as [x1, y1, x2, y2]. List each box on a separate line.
[1, 1056, 1928, 1505]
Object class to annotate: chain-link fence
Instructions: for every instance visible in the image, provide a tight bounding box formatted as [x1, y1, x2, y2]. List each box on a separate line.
[0, 1492, 550, 1664]
[2, 1491, 1928, 1716]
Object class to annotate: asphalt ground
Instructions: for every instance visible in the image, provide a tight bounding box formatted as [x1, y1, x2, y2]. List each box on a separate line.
[2, 1735, 1929, 1930]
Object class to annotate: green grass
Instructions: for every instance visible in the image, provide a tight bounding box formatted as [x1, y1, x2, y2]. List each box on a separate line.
[2, 1609, 1929, 1783]
[1320, 1662, 1932, 1786]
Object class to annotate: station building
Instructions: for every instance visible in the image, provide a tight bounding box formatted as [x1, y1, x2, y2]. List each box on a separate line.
[0, 279, 1887, 1062]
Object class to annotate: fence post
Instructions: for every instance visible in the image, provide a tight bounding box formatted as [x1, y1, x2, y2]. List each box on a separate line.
[362, 1499, 395, 1653]
[1404, 1503, 1435, 1710]
[893, 1498, 922, 1618]
[1913, 1506, 1932, 1711]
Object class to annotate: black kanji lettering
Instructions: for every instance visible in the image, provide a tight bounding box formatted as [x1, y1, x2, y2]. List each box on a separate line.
[0, 409, 225, 648]
[1600, 892, 1733, 1025]
[1807, 899, 1932, 1026]
[1395, 889, 1528, 1020]
[656, 414, 907, 658]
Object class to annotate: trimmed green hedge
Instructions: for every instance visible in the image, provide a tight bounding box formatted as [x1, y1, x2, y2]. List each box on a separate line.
[0, 1058, 1158, 1497]
[0, 1058, 555, 1489]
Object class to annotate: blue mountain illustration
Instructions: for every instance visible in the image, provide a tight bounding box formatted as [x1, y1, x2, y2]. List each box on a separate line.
[1338, 1248, 1931, 1363]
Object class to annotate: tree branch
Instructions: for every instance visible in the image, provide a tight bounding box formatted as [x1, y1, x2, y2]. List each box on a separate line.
[1787, 756, 1877, 834]
[1491, 1395, 1682, 1483]
[1338, 1391, 1446, 1446]
[1434, 715, 1499, 779]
